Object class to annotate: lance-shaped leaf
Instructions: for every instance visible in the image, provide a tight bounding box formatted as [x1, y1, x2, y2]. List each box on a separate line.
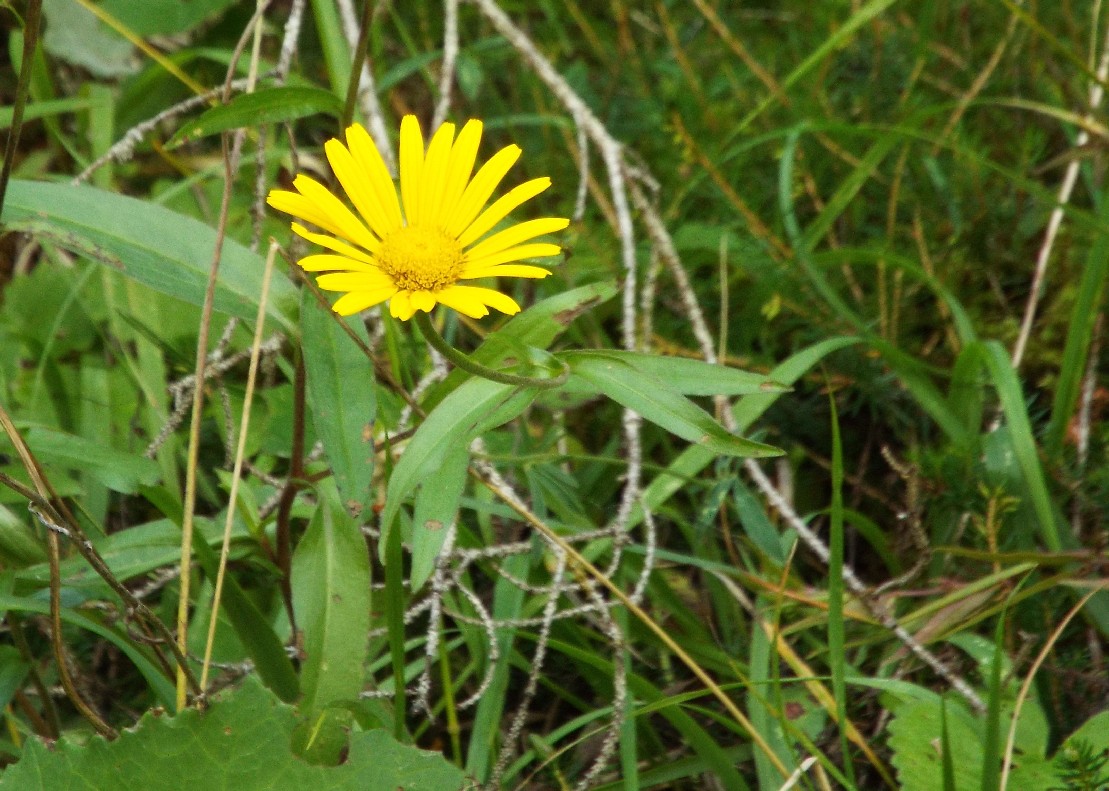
[3, 180, 297, 329]
[563, 352, 781, 458]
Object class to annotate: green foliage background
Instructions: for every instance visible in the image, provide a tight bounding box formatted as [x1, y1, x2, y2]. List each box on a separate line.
[0, 0, 1107, 789]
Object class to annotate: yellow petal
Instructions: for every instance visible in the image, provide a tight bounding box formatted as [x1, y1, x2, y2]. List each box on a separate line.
[298, 253, 379, 273]
[332, 288, 396, 316]
[438, 120, 483, 224]
[435, 286, 490, 318]
[444, 285, 520, 316]
[460, 263, 551, 280]
[410, 290, 437, 312]
[291, 223, 377, 263]
[325, 138, 392, 239]
[420, 122, 456, 228]
[446, 143, 521, 237]
[291, 175, 379, 251]
[316, 270, 396, 292]
[399, 115, 424, 226]
[268, 190, 345, 237]
[464, 218, 569, 262]
[463, 243, 563, 272]
[456, 177, 551, 248]
[346, 124, 403, 231]
[390, 290, 416, 320]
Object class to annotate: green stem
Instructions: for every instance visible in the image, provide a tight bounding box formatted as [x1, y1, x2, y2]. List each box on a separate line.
[0, 0, 42, 222]
[341, 0, 374, 130]
[412, 311, 567, 389]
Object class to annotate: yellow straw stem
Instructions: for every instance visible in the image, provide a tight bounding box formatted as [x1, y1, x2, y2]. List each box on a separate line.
[199, 240, 278, 691]
[73, 0, 209, 97]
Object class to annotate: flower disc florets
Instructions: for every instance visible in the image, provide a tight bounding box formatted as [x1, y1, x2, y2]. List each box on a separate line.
[376, 225, 464, 292]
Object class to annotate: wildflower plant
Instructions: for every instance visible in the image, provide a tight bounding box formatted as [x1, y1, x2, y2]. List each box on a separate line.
[5, 3, 1106, 790]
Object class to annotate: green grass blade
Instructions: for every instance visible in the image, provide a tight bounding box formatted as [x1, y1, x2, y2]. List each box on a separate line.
[1043, 195, 1109, 458]
[980, 618, 1005, 791]
[981, 341, 1064, 552]
[827, 381, 855, 787]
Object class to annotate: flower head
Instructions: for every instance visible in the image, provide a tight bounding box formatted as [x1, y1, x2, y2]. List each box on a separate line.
[267, 115, 568, 320]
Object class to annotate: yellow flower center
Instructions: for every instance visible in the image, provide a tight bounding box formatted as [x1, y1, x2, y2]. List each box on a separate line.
[377, 225, 464, 292]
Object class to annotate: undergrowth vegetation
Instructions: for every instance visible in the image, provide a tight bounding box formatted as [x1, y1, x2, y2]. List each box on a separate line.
[0, 1, 1106, 789]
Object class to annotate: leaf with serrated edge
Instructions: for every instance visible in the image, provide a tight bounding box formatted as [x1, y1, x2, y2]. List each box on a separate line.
[0, 676, 464, 790]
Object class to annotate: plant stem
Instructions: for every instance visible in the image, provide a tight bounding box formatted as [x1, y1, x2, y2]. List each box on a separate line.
[0, 0, 42, 221]
[341, 0, 374, 130]
[412, 311, 568, 389]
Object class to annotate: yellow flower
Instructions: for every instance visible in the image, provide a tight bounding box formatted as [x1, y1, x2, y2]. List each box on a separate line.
[267, 115, 568, 320]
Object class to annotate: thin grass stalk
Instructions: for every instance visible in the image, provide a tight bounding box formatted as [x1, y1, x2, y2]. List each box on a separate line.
[176, 4, 273, 708]
[200, 241, 278, 691]
[0, 0, 41, 221]
[47, 531, 116, 738]
[475, 467, 792, 780]
[999, 586, 1104, 790]
[72, 0, 207, 95]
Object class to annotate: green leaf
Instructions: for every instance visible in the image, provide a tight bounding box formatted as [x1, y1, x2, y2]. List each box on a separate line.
[291, 481, 371, 715]
[888, 698, 1060, 791]
[98, 0, 238, 36]
[633, 337, 860, 532]
[430, 281, 618, 405]
[409, 445, 469, 591]
[3, 180, 297, 330]
[0, 646, 30, 712]
[564, 353, 781, 458]
[381, 378, 533, 559]
[16, 518, 246, 593]
[980, 342, 1064, 552]
[0, 98, 105, 131]
[41, 0, 135, 78]
[0, 504, 46, 567]
[558, 350, 785, 396]
[20, 424, 160, 494]
[0, 677, 465, 790]
[1044, 190, 1109, 458]
[168, 87, 342, 148]
[302, 290, 376, 519]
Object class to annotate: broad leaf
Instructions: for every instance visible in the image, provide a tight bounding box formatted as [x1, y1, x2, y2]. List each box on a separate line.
[0, 677, 465, 790]
[302, 290, 376, 518]
[409, 445, 469, 591]
[291, 481, 371, 714]
[3, 180, 297, 330]
[19, 424, 160, 494]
